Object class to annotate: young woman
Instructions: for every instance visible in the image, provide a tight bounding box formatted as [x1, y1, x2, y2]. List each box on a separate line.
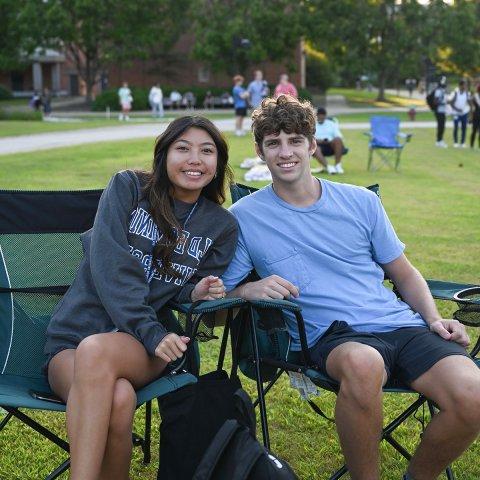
[44, 116, 238, 480]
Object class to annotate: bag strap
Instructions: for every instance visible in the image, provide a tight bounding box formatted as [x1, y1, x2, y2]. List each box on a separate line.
[307, 399, 335, 423]
[234, 388, 257, 436]
[192, 420, 242, 479]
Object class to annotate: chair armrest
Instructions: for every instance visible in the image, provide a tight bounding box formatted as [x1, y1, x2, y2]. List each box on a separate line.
[168, 297, 246, 314]
[248, 298, 301, 313]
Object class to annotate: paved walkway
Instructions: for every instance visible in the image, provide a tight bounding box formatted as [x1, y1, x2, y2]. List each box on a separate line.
[0, 117, 451, 156]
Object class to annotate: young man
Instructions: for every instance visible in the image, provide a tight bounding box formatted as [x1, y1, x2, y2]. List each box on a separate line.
[450, 80, 471, 148]
[222, 95, 480, 480]
[313, 107, 346, 174]
[433, 76, 448, 148]
[247, 70, 269, 109]
[232, 75, 249, 136]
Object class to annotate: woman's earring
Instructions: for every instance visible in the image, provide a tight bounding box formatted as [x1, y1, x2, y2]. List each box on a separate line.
[214, 171, 218, 179]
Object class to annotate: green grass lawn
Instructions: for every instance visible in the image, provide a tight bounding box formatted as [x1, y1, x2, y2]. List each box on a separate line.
[329, 87, 426, 108]
[0, 112, 232, 137]
[0, 111, 433, 139]
[1, 130, 479, 479]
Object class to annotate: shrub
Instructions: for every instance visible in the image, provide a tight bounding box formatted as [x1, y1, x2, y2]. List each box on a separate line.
[92, 85, 237, 111]
[297, 88, 313, 102]
[0, 84, 13, 100]
[0, 109, 43, 121]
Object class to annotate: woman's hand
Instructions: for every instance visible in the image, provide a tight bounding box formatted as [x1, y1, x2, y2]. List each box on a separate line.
[191, 275, 226, 302]
[155, 333, 190, 363]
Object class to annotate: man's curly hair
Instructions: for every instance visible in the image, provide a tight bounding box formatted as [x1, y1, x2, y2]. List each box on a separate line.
[251, 95, 316, 150]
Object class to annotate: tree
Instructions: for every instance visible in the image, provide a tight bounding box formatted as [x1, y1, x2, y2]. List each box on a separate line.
[0, 0, 43, 72]
[192, 0, 306, 76]
[32, 0, 192, 103]
[435, 1, 480, 80]
[304, 0, 435, 101]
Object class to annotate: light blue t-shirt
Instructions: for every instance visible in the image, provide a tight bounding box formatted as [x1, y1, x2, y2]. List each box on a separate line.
[247, 80, 267, 108]
[222, 180, 425, 350]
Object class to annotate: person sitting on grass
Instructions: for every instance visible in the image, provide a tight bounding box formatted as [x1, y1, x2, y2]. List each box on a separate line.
[312, 107, 346, 174]
[44, 116, 237, 480]
[222, 94, 480, 480]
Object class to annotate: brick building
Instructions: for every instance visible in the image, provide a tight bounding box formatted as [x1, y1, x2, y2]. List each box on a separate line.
[0, 37, 305, 98]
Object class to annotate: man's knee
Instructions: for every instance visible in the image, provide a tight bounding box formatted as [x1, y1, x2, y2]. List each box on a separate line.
[445, 374, 480, 428]
[110, 379, 137, 435]
[330, 346, 385, 399]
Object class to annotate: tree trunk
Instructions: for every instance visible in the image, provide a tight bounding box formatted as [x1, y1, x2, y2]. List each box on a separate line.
[376, 71, 386, 102]
[84, 57, 95, 106]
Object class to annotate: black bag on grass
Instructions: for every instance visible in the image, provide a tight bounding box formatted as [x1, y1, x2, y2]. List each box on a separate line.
[157, 369, 254, 480]
[193, 419, 298, 480]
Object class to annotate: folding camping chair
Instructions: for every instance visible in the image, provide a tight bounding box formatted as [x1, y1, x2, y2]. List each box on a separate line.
[230, 182, 480, 480]
[0, 188, 224, 479]
[365, 116, 412, 171]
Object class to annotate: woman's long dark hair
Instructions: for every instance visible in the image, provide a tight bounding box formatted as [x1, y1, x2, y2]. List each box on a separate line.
[143, 116, 233, 277]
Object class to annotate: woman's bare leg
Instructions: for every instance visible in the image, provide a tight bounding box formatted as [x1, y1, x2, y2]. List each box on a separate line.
[98, 378, 136, 480]
[48, 332, 168, 480]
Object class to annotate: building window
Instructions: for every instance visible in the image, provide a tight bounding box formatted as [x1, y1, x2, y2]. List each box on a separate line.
[198, 66, 210, 83]
[11, 72, 24, 92]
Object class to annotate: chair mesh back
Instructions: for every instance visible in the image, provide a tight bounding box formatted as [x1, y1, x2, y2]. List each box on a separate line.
[0, 190, 102, 379]
[371, 116, 400, 148]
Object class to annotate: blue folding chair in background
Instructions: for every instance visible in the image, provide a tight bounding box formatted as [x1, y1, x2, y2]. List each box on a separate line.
[365, 116, 412, 171]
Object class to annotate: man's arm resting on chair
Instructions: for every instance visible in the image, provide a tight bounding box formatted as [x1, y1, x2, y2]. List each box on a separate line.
[226, 275, 299, 300]
[382, 253, 470, 347]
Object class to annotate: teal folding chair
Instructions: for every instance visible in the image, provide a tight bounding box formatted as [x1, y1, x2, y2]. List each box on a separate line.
[365, 116, 412, 171]
[0, 188, 199, 479]
[230, 182, 480, 479]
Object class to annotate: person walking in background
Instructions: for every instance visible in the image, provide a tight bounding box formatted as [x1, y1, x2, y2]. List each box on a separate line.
[203, 91, 214, 109]
[148, 83, 164, 118]
[30, 90, 42, 111]
[470, 84, 480, 149]
[274, 74, 298, 98]
[232, 75, 249, 136]
[118, 82, 133, 121]
[433, 76, 448, 148]
[247, 70, 269, 109]
[313, 107, 346, 174]
[42, 88, 52, 117]
[170, 90, 182, 110]
[450, 80, 471, 148]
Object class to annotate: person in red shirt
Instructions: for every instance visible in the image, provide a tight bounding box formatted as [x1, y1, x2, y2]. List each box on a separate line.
[274, 74, 298, 98]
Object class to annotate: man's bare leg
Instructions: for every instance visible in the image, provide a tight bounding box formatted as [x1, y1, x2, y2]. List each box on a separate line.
[313, 145, 328, 168]
[407, 355, 480, 480]
[326, 342, 388, 480]
[331, 137, 344, 165]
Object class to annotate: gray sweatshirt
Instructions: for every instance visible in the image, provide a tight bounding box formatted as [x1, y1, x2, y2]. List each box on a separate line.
[45, 170, 238, 357]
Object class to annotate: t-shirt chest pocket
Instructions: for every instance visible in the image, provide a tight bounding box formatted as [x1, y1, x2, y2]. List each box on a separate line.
[264, 248, 311, 291]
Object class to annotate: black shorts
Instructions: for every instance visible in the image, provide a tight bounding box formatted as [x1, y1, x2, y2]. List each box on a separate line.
[235, 107, 247, 117]
[309, 320, 471, 386]
[318, 142, 334, 156]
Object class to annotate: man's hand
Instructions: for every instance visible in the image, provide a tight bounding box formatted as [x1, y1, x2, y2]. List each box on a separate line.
[429, 319, 470, 347]
[155, 333, 190, 363]
[191, 275, 226, 302]
[240, 275, 299, 301]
